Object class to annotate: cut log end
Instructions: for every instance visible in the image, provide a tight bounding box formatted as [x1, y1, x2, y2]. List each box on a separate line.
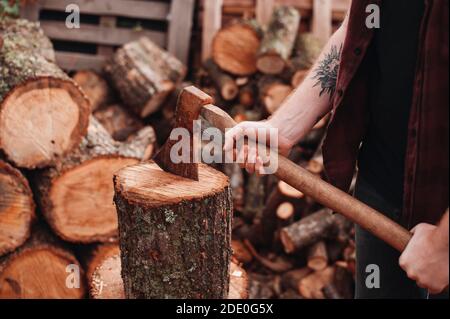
[73, 70, 111, 111]
[278, 181, 304, 199]
[307, 241, 328, 271]
[0, 228, 86, 299]
[280, 229, 296, 254]
[90, 254, 125, 299]
[256, 54, 286, 75]
[276, 202, 295, 221]
[0, 78, 89, 168]
[49, 157, 139, 242]
[0, 161, 35, 256]
[114, 162, 229, 207]
[212, 22, 261, 76]
[228, 262, 249, 299]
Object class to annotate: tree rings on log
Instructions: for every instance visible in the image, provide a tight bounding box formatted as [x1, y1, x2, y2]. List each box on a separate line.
[0, 160, 35, 256]
[0, 19, 90, 169]
[212, 20, 262, 76]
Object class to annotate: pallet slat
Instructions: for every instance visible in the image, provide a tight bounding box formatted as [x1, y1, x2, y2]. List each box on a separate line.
[55, 52, 106, 71]
[167, 0, 195, 65]
[37, 0, 170, 21]
[40, 21, 166, 47]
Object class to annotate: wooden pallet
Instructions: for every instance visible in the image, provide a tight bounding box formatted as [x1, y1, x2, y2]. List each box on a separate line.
[200, 0, 350, 62]
[20, 0, 195, 71]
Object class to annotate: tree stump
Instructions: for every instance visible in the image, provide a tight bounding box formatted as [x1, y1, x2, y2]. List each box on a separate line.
[0, 18, 90, 169]
[114, 162, 233, 299]
[0, 226, 86, 298]
[256, 7, 301, 75]
[32, 117, 155, 243]
[0, 160, 35, 256]
[104, 37, 186, 118]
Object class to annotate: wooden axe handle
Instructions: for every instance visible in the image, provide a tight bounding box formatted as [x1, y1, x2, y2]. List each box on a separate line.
[201, 104, 412, 252]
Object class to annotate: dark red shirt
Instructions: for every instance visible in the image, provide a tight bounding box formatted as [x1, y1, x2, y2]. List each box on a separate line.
[322, 0, 449, 228]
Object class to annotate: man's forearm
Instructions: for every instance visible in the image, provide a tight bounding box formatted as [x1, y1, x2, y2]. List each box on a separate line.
[268, 16, 349, 146]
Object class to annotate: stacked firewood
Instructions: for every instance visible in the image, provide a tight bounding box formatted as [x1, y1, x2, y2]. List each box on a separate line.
[0, 19, 159, 298]
[197, 7, 356, 299]
[196, 6, 323, 124]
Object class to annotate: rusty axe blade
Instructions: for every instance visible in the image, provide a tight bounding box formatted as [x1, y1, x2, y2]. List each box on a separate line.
[153, 86, 213, 181]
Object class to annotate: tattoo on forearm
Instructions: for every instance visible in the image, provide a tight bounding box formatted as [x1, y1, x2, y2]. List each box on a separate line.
[312, 44, 343, 99]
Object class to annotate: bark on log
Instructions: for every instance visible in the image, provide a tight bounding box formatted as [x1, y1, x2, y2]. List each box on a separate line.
[222, 163, 245, 212]
[0, 160, 35, 256]
[32, 117, 155, 243]
[242, 174, 266, 221]
[93, 104, 144, 142]
[73, 70, 112, 112]
[322, 263, 353, 299]
[0, 225, 86, 298]
[104, 37, 186, 118]
[256, 6, 301, 75]
[203, 59, 238, 101]
[212, 19, 263, 76]
[280, 208, 336, 253]
[291, 33, 324, 71]
[84, 244, 125, 299]
[258, 76, 292, 114]
[307, 240, 328, 271]
[114, 162, 233, 299]
[0, 18, 90, 169]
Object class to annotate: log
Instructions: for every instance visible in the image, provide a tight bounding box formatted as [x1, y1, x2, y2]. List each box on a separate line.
[238, 82, 256, 107]
[72, 70, 112, 112]
[291, 33, 324, 71]
[298, 266, 335, 299]
[104, 37, 186, 118]
[307, 240, 328, 271]
[84, 244, 125, 299]
[0, 160, 35, 256]
[322, 263, 353, 299]
[93, 104, 144, 142]
[0, 18, 90, 169]
[258, 76, 292, 114]
[228, 262, 249, 299]
[280, 267, 312, 292]
[276, 202, 295, 222]
[256, 6, 301, 75]
[32, 117, 155, 243]
[231, 240, 253, 264]
[242, 174, 266, 221]
[114, 162, 233, 298]
[203, 59, 239, 101]
[212, 19, 262, 76]
[280, 208, 336, 253]
[0, 225, 86, 298]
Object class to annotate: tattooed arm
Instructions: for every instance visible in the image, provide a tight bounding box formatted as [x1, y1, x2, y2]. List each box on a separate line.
[224, 13, 349, 173]
[267, 15, 349, 145]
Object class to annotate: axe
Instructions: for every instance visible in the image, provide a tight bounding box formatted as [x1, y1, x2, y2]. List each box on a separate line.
[154, 86, 413, 252]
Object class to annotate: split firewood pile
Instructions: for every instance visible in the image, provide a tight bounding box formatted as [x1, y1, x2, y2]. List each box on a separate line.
[0, 7, 355, 299]
[196, 6, 356, 300]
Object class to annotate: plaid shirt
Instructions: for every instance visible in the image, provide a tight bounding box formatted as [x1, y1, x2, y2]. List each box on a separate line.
[322, 0, 449, 228]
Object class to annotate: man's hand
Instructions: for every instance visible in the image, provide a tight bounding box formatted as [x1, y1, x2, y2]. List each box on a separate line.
[223, 120, 293, 174]
[399, 222, 449, 294]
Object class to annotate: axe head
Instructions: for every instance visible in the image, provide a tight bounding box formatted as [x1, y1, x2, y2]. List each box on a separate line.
[153, 86, 213, 181]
